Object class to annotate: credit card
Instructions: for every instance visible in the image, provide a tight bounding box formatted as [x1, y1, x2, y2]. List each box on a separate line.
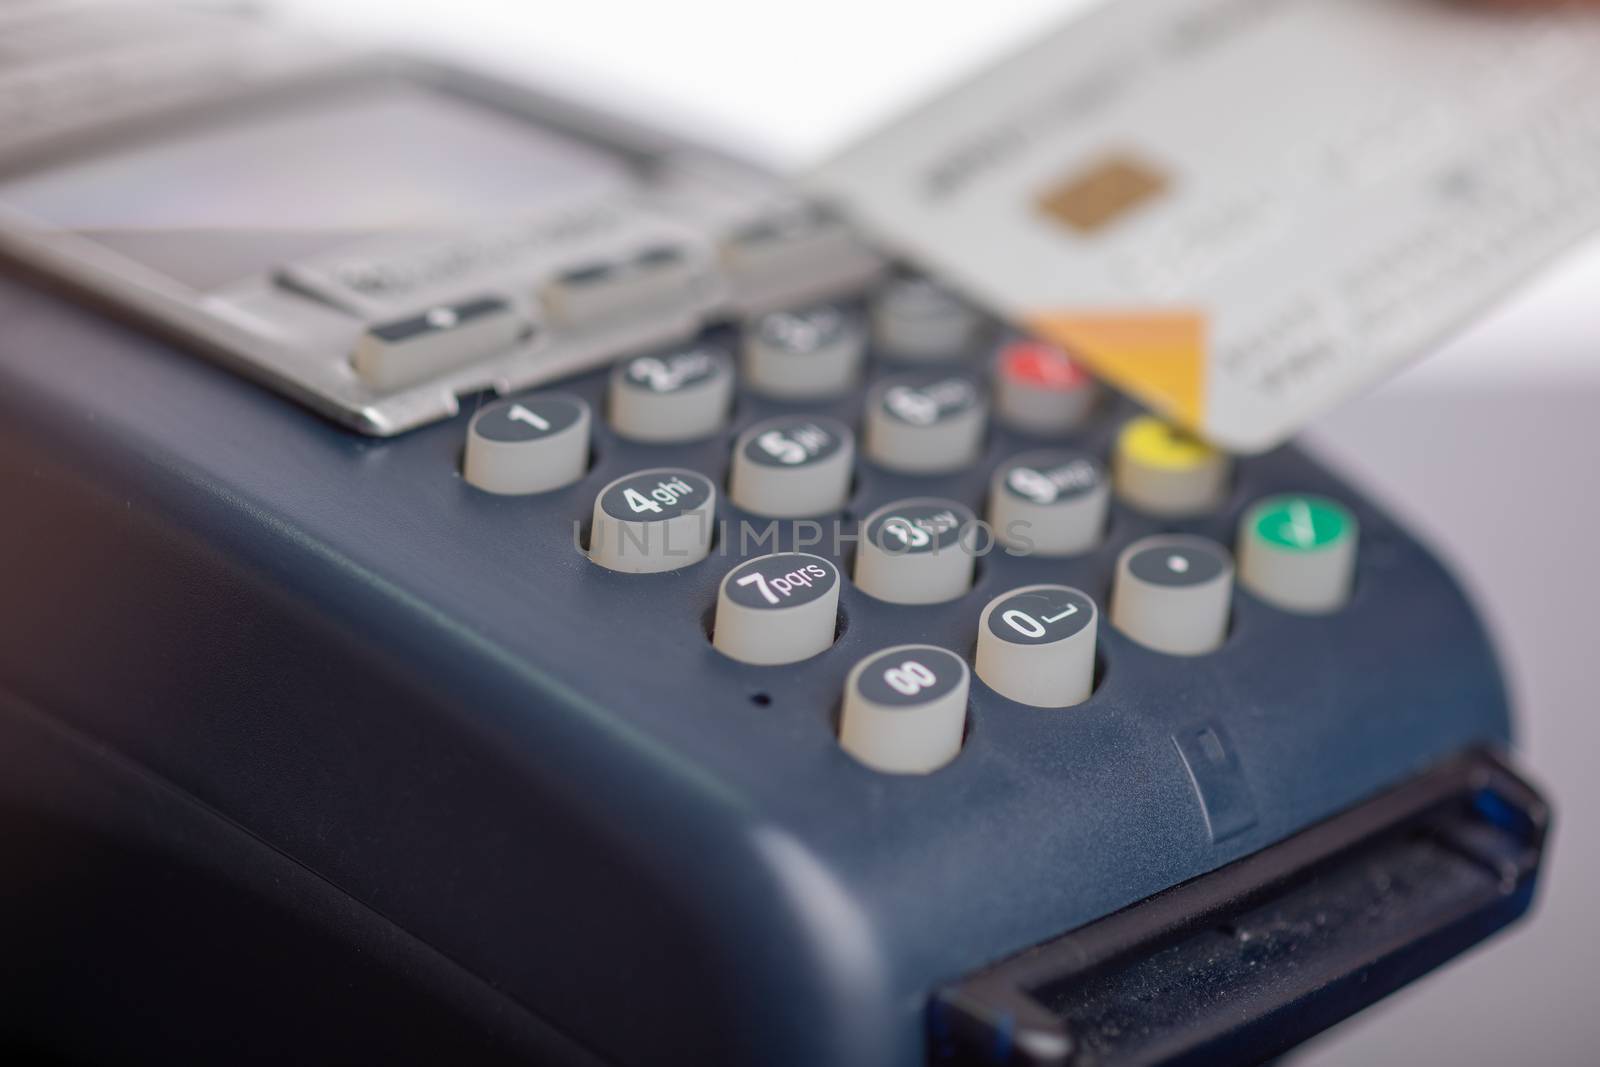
[810, 0, 1600, 451]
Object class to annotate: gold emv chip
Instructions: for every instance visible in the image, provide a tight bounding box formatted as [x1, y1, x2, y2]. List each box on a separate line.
[1036, 153, 1169, 235]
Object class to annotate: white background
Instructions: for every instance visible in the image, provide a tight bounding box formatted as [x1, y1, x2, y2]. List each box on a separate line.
[272, 2, 1599, 1062]
[273, 0, 1092, 169]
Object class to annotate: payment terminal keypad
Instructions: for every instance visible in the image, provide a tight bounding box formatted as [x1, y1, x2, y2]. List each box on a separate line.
[448, 273, 1378, 776]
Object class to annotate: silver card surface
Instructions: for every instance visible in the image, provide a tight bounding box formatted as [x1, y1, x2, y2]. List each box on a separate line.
[812, 0, 1600, 451]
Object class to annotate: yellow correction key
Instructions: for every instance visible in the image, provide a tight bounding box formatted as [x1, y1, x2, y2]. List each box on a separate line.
[1113, 415, 1231, 518]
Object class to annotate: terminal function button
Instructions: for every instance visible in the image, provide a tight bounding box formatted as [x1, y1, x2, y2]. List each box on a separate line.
[1238, 494, 1358, 614]
[1111, 535, 1233, 655]
[353, 295, 523, 391]
[608, 343, 734, 443]
[588, 468, 717, 573]
[729, 415, 854, 517]
[542, 244, 698, 329]
[854, 499, 977, 605]
[864, 375, 987, 473]
[463, 394, 590, 496]
[993, 340, 1098, 436]
[713, 553, 840, 665]
[871, 277, 981, 360]
[976, 585, 1098, 708]
[1113, 415, 1230, 517]
[840, 645, 970, 774]
[988, 450, 1109, 556]
[742, 304, 864, 399]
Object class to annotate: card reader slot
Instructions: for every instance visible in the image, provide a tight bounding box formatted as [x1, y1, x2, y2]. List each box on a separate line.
[928, 749, 1548, 1066]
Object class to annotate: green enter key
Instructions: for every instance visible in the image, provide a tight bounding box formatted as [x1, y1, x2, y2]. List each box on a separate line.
[1238, 495, 1358, 613]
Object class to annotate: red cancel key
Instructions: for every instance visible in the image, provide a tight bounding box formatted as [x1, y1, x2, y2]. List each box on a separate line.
[995, 340, 1097, 434]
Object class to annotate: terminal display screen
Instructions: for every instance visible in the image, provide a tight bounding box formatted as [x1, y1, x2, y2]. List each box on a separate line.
[0, 81, 635, 289]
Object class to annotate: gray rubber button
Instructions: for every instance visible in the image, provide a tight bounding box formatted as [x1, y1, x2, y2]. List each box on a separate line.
[840, 644, 969, 774]
[713, 553, 840, 665]
[853, 498, 978, 605]
[987, 450, 1109, 556]
[353, 295, 524, 391]
[864, 374, 987, 474]
[742, 304, 864, 399]
[608, 343, 734, 443]
[542, 245, 698, 328]
[729, 415, 854, 517]
[871, 277, 980, 361]
[587, 468, 717, 573]
[1111, 534, 1233, 655]
[463, 394, 589, 495]
[976, 585, 1098, 708]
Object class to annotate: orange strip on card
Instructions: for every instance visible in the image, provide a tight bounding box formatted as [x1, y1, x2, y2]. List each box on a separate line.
[1026, 311, 1208, 429]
